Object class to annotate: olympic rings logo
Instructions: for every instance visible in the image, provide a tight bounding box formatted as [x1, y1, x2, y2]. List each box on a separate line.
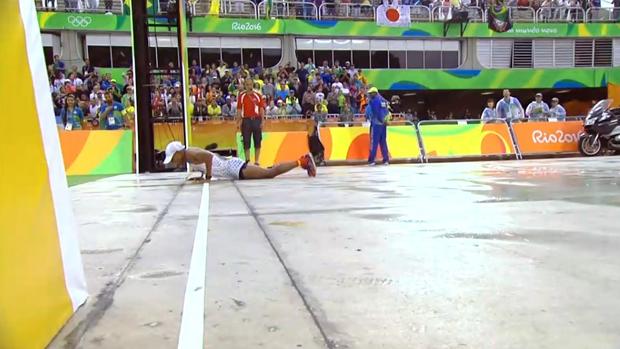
[67, 15, 92, 27]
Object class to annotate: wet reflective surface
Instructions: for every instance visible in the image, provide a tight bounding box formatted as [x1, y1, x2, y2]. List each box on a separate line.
[52, 158, 620, 349]
[207, 157, 620, 349]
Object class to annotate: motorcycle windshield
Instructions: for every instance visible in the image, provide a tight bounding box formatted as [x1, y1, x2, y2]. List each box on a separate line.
[587, 99, 612, 120]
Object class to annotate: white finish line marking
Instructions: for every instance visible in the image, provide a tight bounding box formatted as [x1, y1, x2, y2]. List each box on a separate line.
[178, 183, 210, 349]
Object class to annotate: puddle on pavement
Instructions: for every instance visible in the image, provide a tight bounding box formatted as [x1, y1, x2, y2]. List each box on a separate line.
[81, 248, 123, 254]
[355, 213, 403, 221]
[114, 205, 158, 213]
[139, 270, 184, 279]
[269, 221, 305, 227]
[436, 232, 525, 241]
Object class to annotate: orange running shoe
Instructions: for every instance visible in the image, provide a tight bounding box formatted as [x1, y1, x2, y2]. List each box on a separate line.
[299, 153, 317, 177]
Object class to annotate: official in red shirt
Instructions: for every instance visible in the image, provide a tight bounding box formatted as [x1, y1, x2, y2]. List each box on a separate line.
[237, 78, 266, 165]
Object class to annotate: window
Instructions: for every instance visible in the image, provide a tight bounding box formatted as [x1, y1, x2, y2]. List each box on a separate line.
[157, 47, 178, 68]
[221, 48, 241, 67]
[201, 48, 221, 67]
[389, 51, 406, 68]
[575, 40, 593, 67]
[352, 50, 370, 69]
[88, 46, 111, 67]
[111, 46, 132, 68]
[407, 51, 423, 68]
[512, 40, 533, 68]
[371, 51, 388, 68]
[424, 51, 441, 68]
[594, 39, 612, 67]
[242, 48, 262, 68]
[441, 51, 459, 68]
[333, 50, 352, 67]
[296, 50, 314, 64]
[263, 48, 282, 68]
[314, 50, 333, 67]
[188, 48, 200, 66]
[43, 47, 54, 66]
[149, 48, 157, 67]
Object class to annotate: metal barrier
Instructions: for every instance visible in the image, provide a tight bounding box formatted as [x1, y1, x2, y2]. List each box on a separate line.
[509, 117, 585, 156]
[317, 119, 425, 163]
[586, 7, 620, 22]
[432, 5, 454, 21]
[410, 5, 432, 22]
[218, 0, 257, 18]
[537, 6, 585, 22]
[417, 119, 517, 162]
[464, 6, 485, 22]
[319, 3, 376, 20]
[37, 0, 124, 13]
[258, 0, 318, 19]
[509, 6, 537, 22]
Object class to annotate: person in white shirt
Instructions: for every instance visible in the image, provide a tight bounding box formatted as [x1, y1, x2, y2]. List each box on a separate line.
[265, 99, 279, 118]
[526, 92, 550, 119]
[495, 89, 525, 120]
[69, 72, 83, 88]
[549, 97, 567, 120]
[481, 98, 497, 120]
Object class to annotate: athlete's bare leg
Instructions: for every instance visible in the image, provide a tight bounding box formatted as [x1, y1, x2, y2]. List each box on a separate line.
[241, 153, 317, 179]
[241, 161, 298, 179]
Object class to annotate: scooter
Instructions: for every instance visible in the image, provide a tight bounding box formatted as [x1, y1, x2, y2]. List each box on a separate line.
[578, 99, 620, 156]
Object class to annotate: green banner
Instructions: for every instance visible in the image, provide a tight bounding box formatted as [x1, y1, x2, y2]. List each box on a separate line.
[38, 12, 620, 38]
[366, 68, 620, 90]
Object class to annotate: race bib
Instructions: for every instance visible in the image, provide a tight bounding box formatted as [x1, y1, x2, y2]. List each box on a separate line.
[65, 123, 73, 131]
[108, 116, 116, 126]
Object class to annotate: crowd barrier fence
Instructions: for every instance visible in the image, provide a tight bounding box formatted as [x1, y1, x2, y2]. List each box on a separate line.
[58, 117, 587, 173]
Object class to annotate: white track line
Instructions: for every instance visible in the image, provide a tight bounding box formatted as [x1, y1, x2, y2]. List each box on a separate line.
[178, 183, 210, 349]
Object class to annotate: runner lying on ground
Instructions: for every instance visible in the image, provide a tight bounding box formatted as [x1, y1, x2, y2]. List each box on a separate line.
[162, 141, 317, 180]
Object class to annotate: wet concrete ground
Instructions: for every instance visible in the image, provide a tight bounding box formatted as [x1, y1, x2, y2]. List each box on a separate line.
[51, 157, 620, 349]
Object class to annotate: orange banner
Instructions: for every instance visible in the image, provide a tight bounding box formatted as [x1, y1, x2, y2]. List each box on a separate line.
[512, 121, 584, 154]
[153, 120, 310, 151]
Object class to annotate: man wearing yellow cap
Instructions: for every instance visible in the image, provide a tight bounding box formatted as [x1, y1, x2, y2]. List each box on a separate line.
[367, 87, 390, 165]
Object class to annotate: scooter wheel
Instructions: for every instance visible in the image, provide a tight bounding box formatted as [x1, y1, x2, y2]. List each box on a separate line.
[579, 135, 603, 156]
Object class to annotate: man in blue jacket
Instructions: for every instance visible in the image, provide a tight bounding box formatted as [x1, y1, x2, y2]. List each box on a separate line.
[367, 87, 390, 165]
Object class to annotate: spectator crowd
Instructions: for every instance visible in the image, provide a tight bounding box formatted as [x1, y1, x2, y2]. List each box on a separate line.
[49, 50, 575, 132]
[181, 57, 372, 122]
[47, 54, 376, 129]
[49, 54, 134, 130]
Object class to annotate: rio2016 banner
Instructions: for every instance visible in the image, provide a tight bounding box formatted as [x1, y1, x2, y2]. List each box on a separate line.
[153, 120, 310, 151]
[511, 121, 584, 155]
[419, 122, 515, 158]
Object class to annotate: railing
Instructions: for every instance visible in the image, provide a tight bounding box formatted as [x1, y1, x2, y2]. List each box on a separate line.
[537, 6, 585, 22]
[431, 5, 454, 21]
[35, 0, 124, 13]
[463, 6, 484, 22]
[218, 0, 257, 18]
[509, 6, 537, 22]
[432, 5, 484, 22]
[409, 5, 432, 22]
[258, 0, 318, 19]
[319, 3, 376, 21]
[586, 7, 620, 22]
